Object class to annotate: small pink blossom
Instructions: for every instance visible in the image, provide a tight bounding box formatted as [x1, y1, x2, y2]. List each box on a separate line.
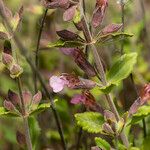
[71, 94, 86, 104]
[49, 76, 68, 93]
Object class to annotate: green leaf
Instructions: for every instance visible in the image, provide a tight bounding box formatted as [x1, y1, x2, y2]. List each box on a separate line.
[29, 117, 41, 149]
[142, 136, 150, 150]
[129, 105, 150, 125]
[48, 39, 84, 48]
[0, 107, 20, 117]
[95, 137, 111, 150]
[29, 100, 58, 115]
[107, 53, 137, 84]
[75, 112, 104, 133]
[97, 32, 133, 45]
[29, 103, 51, 115]
[99, 84, 115, 94]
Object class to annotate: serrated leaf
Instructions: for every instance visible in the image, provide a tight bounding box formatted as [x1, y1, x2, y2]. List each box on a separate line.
[95, 137, 111, 150]
[107, 53, 137, 84]
[75, 112, 104, 133]
[129, 105, 150, 125]
[48, 39, 84, 48]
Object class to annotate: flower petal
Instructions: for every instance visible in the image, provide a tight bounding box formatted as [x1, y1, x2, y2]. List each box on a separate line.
[49, 76, 66, 93]
[71, 94, 86, 104]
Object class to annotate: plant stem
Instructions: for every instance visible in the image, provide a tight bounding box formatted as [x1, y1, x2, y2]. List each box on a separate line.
[120, 2, 125, 55]
[79, 0, 129, 147]
[0, 5, 67, 150]
[34, 9, 48, 93]
[115, 134, 118, 150]
[17, 77, 33, 150]
[142, 118, 147, 138]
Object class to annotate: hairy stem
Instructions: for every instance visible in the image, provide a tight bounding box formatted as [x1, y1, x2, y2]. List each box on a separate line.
[0, 4, 67, 150]
[17, 77, 33, 150]
[79, 0, 129, 147]
[34, 9, 48, 93]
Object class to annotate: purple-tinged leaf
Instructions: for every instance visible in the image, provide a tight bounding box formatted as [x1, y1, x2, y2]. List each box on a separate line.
[129, 84, 150, 115]
[63, 5, 77, 21]
[102, 123, 114, 134]
[129, 98, 141, 115]
[56, 30, 80, 41]
[2, 52, 14, 67]
[22, 91, 32, 106]
[32, 91, 42, 105]
[59, 48, 75, 55]
[92, 0, 108, 28]
[62, 73, 96, 89]
[58, 0, 70, 9]
[101, 23, 123, 35]
[74, 20, 83, 31]
[3, 100, 15, 111]
[140, 83, 150, 103]
[104, 110, 116, 122]
[41, 0, 59, 9]
[73, 48, 96, 77]
[8, 90, 20, 106]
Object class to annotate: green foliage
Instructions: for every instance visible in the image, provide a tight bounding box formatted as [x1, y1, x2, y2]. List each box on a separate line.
[0, 107, 20, 117]
[142, 136, 150, 150]
[29, 117, 41, 150]
[75, 112, 104, 133]
[97, 32, 133, 45]
[129, 105, 150, 125]
[100, 53, 137, 93]
[48, 39, 84, 48]
[95, 137, 111, 150]
[29, 102, 55, 116]
[107, 53, 137, 83]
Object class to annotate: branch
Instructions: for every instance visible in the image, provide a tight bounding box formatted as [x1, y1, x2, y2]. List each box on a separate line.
[34, 9, 48, 93]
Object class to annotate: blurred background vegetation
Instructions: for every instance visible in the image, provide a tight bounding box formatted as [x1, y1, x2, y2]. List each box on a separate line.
[0, 0, 150, 149]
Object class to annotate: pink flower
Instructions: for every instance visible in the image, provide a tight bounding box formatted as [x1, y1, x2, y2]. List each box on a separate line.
[71, 90, 104, 114]
[49, 76, 68, 93]
[71, 94, 86, 104]
[49, 74, 96, 93]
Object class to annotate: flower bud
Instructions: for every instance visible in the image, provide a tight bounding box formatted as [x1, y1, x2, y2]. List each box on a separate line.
[2, 52, 14, 67]
[104, 110, 116, 123]
[8, 90, 20, 106]
[23, 91, 32, 106]
[32, 91, 42, 105]
[10, 64, 23, 78]
[3, 100, 15, 111]
[102, 123, 114, 135]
